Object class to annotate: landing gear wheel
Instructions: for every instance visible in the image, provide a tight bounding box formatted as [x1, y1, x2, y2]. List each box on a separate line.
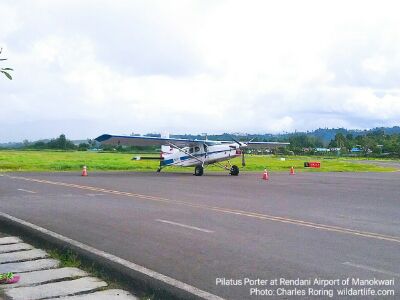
[230, 165, 239, 176]
[194, 165, 204, 176]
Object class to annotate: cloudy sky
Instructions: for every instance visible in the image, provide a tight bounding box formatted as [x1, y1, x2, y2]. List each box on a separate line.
[1, 0, 400, 142]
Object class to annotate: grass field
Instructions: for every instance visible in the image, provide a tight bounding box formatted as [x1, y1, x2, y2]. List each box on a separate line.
[0, 150, 397, 172]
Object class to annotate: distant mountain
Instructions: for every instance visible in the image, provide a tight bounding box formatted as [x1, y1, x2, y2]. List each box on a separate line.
[1, 126, 399, 148]
[0, 142, 24, 148]
[378, 126, 400, 135]
[292, 126, 400, 144]
[172, 126, 400, 145]
[71, 140, 89, 145]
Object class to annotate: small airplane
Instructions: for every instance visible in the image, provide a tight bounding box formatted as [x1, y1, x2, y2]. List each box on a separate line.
[95, 134, 289, 176]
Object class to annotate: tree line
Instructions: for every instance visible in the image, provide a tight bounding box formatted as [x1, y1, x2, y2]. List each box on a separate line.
[283, 130, 400, 157]
[3, 131, 400, 158]
[18, 134, 156, 153]
[23, 134, 92, 151]
[327, 130, 400, 156]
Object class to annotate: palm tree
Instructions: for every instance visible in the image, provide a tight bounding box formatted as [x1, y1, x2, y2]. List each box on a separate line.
[0, 48, 13, 80]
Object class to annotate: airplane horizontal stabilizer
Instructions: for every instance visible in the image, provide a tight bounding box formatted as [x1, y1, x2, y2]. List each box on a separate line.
[247, 141, 290, 149]
[133, 156, 163, 161]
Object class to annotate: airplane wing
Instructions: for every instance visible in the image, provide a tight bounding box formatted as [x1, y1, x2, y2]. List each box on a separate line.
[246, 141, 290, 148]
[216, 140, 290, 148]
[95, 134, 220, 147]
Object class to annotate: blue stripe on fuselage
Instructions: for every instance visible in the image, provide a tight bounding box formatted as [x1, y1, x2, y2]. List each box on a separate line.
[161, 159, 174, 166]
[160, 149, 234, 166]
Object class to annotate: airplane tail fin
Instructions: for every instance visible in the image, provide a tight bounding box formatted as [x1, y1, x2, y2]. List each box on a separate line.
[161, 145, 172, 156]
[161, 132, 170, 139]
[160, 132, 172, 158]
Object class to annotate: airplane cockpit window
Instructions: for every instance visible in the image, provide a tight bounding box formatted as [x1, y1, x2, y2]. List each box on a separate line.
[194, 146, 200, 152]
[189, 147, 194, 153]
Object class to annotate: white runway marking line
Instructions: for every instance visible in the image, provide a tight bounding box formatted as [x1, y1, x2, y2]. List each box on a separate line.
[17, 188, 37, 194]
[156, 219, 214, 233]
[343, 262, 400, 277]
[6, 174, 400, 244]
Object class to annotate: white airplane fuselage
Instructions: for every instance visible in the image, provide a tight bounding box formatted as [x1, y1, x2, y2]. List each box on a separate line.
[160, 143, 241, 168]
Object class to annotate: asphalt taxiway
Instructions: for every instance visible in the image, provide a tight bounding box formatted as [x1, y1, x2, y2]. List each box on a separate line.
[0, 171, 399, 299]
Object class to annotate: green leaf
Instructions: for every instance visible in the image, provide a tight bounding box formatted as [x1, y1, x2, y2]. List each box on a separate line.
[1, 70, 12, 80]
[0, 58, 7, 61]
[1, 68, 13, 71]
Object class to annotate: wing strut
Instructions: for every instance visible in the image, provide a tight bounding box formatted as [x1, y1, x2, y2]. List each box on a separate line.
[166, 142, 205, 166]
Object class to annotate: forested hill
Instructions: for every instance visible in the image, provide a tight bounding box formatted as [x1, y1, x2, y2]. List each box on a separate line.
[305, 127, 400, 144]
[172, 126, 400, 144]
[1, 126, 399, 150]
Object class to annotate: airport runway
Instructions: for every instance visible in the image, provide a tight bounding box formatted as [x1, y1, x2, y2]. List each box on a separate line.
[0, 171, 399, 299]
[346, 159, 400, 170]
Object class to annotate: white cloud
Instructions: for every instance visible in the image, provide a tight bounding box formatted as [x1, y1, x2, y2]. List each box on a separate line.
[0, 3, 19, 40]
[1, 0, 400, 142]
[345, 89, 400, 121]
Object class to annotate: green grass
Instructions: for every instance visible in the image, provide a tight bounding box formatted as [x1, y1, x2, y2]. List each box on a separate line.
[48, 249, 82, 268]
[47, 247, 158, 299]
[0, 150, 397, 172]
[47, 248, 125, 291]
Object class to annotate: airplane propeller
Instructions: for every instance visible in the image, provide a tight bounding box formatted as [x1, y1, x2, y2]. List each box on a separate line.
[230, 136, 243, 147]
[230, 136, 247, 167]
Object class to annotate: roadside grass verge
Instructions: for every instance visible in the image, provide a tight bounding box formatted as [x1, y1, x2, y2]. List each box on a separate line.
[42, 246, 168, 299]
[48, 249, 82, 268]
[47, 247, 157, 299]
[0, 150, 397, 172]
[0, 223, 178, 300]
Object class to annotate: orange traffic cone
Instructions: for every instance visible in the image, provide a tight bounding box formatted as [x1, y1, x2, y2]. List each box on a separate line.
[82, 165, 88, 176]
[262, 169, 269, 180]
[290, 166, 295, 175]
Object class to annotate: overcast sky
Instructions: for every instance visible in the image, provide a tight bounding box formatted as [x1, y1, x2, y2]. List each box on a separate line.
[1, 0, 400, 142]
